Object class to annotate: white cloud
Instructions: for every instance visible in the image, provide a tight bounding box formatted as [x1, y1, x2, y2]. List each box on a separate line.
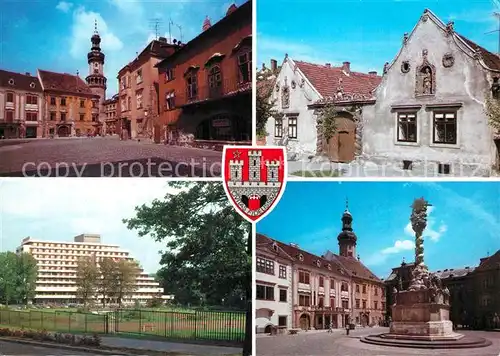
[56, 1, 73, 13]
[403, 206, 448, 242]
[69, 7, 123, 59]
[0, 179, 176, 273]
[381, 240, 415, 254]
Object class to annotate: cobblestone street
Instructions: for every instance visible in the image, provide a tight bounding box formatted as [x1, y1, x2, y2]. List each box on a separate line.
[0, 137, 223, 177]
[256, 327, 500, 356]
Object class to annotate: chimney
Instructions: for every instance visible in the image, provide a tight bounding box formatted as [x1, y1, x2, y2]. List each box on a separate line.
[325, 63, 331, 68]
[202, 16, 211, 31]
[158, 36, 167, 43]
[369, 71, 377, 76]
[25, 72, 30, 76]
[270, 59, 277, 72]
[342, 61, 351, 73]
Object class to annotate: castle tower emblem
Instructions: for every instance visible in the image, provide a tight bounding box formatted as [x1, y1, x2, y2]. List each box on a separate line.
[223, 146, 287, 222]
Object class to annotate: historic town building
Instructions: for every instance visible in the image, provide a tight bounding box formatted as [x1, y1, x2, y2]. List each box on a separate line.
[256, 202, 385, 333]
[362, 9, 500, 175]
[264, 56, 381, 161]
[38, 70, 101, 137]
[85, 21, 107, 134]
[117, 38, 177, 140]
[103, 94, 119, 135]
[385, 250, 500, 330]
[156, 1, 252, 149]
[255, 234, 294, 333]
[0, 69, 44, 138]
[16, 234, 171, 304]
[323, 205, 386, 326]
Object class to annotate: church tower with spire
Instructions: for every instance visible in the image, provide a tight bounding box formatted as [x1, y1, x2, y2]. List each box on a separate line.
[337, 199, 358, 258]
[86, 20, 107, 129]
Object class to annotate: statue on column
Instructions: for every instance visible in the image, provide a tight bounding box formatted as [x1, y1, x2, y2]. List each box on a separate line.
[408, 198, 431, 291]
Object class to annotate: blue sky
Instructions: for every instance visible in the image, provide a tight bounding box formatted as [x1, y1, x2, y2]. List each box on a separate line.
[257, 0, 500, 73]
[0, 179, 177, 273]
[0, 0, 245, 96]
[257, 181, 500, 279]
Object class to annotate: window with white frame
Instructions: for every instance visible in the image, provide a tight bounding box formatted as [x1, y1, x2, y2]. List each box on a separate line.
[397, 112, 417, 142]
[274, 118, 283, 137]
[288, 116, 297, 139]
[433, 111, 457, 144]
[136, 91, 143, 109]
[136, 69, 143, 84]
[165, 92, 175, 110]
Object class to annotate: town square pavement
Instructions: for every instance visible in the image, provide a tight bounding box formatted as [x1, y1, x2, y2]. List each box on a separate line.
[256, 327, 500, 356]
[0, 137, 222, 177]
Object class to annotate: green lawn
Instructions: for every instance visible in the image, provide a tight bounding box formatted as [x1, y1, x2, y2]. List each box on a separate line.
[0, 308, 245, 342]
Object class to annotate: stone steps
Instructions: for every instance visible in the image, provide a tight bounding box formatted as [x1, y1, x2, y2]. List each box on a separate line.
[360, 334, 492, 349]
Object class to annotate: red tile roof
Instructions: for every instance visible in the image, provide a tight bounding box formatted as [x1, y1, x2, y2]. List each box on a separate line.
[38, 70, 95, 96]
[324, 251, 382, 283]
[0, 69, 42, 92]
[457, 34, 500, 71]
[474, 250, 500, 272]
[294, 61, 382, 100]
[257, 233, 350, 277]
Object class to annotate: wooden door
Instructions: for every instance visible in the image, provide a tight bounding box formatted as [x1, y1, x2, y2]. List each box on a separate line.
[323, 116, 356, 162]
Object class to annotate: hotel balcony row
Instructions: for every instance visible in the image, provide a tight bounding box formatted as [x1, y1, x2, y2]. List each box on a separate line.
[35, 286, 163, 293]
[167, 78, 251, 110]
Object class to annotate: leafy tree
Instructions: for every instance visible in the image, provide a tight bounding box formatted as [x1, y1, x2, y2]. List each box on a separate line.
[115, 259, 140, 307]
[0, 252, 19, 305]
[485, 95, 500, 133]
[75, 256, 99, 309]
[256, 85, 284, 138]
[97, 257, 118, 307]
[15, 252, 38, 305]
[123, 182, 250, 308]
[316, 102, 339, 142]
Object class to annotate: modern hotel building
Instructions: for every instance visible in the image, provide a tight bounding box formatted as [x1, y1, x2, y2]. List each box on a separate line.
[17, 234, 167, 304]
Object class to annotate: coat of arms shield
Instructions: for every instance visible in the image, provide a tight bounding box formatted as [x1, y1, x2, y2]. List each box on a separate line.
[222, 146, 287, 223]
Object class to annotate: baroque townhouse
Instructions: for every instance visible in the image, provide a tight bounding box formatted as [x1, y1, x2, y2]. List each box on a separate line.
[103, 94, 119, 135]
[255, 234, 293, 333]
[117, 39, 177, 140]
[0, 69, 44, 138]
[38, 70, 100, 137]
[156, 1, 252, 149]
[256, 202, 386, 332]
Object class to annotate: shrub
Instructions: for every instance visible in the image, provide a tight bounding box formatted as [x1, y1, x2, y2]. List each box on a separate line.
[92, 333, 101, 346]
[0, 328, 12, 336]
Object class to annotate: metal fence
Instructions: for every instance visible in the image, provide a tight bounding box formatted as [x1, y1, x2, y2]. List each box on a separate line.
[0, 308, 246, 344]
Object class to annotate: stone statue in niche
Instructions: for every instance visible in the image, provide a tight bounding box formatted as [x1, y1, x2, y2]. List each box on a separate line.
[422, 67, 433, 94]
[281, 86, 290, 109]
[275, 83, 280, 92]
[415, 56, 436, 96]
[291, 80, 296, 89]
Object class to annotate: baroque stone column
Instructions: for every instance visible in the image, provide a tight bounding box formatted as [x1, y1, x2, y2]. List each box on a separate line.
[408, 197, 431, 291]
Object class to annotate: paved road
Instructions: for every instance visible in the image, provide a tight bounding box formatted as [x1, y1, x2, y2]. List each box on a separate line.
[101, 336, 242, 355]
[256, 327, 500, 356]
[0, 340, 97, 355]
[0, 137, 222, 177]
